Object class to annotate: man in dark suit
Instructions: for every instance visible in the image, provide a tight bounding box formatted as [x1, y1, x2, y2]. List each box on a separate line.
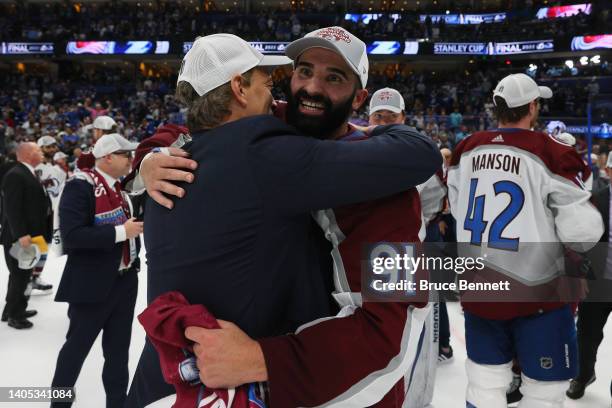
[50, 133, 143, 408]
[567, 155, 612, 400]
[1, 142, 51, 329]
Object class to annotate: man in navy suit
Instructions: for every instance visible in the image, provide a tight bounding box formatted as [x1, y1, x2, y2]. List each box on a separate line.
[51, 134, 143, 408]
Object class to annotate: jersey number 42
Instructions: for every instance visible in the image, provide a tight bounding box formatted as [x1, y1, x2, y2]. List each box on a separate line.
[464, 178, 525, 251]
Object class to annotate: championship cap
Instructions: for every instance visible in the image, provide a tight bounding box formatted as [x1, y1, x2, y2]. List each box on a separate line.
[493, 73, 552, 108]
[178, 34, 292, 96]
[37, 135, 57, 147]
[556, 132, 576, 146]
[286, 26, 369, 88]
[93, 115, 117, 130]
[53, 151, 68, 161]
[369, 88, 405, 114]
[92, 133, 138, 159]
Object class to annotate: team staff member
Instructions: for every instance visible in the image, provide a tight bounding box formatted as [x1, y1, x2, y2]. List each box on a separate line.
[51, 134, 143, 408]
[0, 142, 51, 329]
[133, 29, 441, 408]
[76, 115, 117, 170]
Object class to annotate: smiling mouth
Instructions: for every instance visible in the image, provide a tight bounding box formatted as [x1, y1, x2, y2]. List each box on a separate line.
[299, 99, 326, 114]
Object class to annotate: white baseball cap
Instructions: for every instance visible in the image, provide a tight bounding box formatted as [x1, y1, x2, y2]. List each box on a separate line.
[556, 132, 576, 146]
[9, 242, 41, 270]
[493, 73, 552, 108]
[92, 133, 138, 159]
[93, 115, 117, 130]
[369, 88, 405, 114]
[286, 26, 369, 89]
[178, 34, 292, 97]
[53, 151, 68, 161]
[606, 154, 612, 169]
[37, 135, 57, 147]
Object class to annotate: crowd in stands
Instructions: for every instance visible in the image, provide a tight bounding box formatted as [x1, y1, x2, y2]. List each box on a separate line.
[0, 0, 609, 42]
[1, 57, 609, 172]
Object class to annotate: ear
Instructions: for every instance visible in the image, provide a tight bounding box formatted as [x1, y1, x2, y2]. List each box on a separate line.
[230, 74, 248, 108]
[530, 100, 538, 116]
[352, 88, 369, 111]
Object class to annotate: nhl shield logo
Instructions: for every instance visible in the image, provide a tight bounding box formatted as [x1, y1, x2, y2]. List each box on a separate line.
[540, 357, 553, 369]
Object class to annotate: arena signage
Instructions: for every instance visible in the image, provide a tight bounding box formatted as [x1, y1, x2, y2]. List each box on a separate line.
[536, 3, 591, 19]
[182, 41, 289, 55]
[492, 40, 554, 55]
[403, 41, 419, 55]
[567, 124, 611, 137]
[571, 35, 612, 50]
[367, 41, 402, 55]
[419, 13, 506, 25]
[433, 42, 488, 55]
[344, 13, 401, 24]
[0, 42, 54, 55]
[66, 41, 170, 55]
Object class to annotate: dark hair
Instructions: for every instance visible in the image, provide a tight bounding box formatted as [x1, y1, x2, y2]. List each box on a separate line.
[493, 96, 531, 124]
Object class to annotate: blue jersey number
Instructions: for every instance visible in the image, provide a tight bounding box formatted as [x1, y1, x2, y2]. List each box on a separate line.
[464, 178, 524, 251]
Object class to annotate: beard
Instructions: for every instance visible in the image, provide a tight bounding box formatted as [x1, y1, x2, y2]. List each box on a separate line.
[43, 151, 55, 161]
[286, 88, 356, 140]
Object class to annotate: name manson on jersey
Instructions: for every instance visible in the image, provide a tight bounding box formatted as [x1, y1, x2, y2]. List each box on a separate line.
[472, 153, 521, 176]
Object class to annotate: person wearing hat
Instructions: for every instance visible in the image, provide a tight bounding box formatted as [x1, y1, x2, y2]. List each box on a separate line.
[0, 142, 51, 329]
[447, 73, 604, 408]
[368, 87, 407, 127]
[50, 133, 143, 408]
[53, 151, 71, 180]
[75, 115, 118, 171]
[369, 86, 452, 366]
[31, 135, 65, 294]
[129, 29, 441, 408]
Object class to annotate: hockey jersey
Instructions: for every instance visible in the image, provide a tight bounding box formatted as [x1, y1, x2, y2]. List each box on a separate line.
[257, 129, 433, 408]
[35, 162, 66, 210]
[447, 128, 604, 320]
[129, 124, 440, 407]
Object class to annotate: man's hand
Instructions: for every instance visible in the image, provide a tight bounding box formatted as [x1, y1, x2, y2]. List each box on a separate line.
[141, 147, 197, 209]
[124, 218, 144, 239]
[18, 235, 32, 248]
[185, 320, 268, 388]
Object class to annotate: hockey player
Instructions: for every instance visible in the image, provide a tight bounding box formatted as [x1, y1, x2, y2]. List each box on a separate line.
[447, 73, 604, 408]
[128, 28, 441, 408]
[368, 86, 447, 406]
[32, 135, 65, 294]
[76, 115, 117, 170]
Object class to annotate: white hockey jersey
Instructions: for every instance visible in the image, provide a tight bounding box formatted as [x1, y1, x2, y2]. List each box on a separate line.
[35, 162, 66, 210]
[447, 129, 603, 318]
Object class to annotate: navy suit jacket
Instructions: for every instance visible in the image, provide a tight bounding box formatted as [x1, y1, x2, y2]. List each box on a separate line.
[55, 178, 140, 303]
[145, 115, 441, 338]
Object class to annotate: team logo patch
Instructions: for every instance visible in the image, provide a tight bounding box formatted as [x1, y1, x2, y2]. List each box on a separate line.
[316, 27, 351, 44]
[378, 91, 393, 102]
[540, 357, 553, 369]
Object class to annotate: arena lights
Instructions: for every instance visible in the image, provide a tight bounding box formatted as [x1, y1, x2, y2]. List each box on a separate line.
[565, 60, 574, 69]
[580, 56, 589, 65]
[528, 63, 538, 72]
[591, 55, 601, 64]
